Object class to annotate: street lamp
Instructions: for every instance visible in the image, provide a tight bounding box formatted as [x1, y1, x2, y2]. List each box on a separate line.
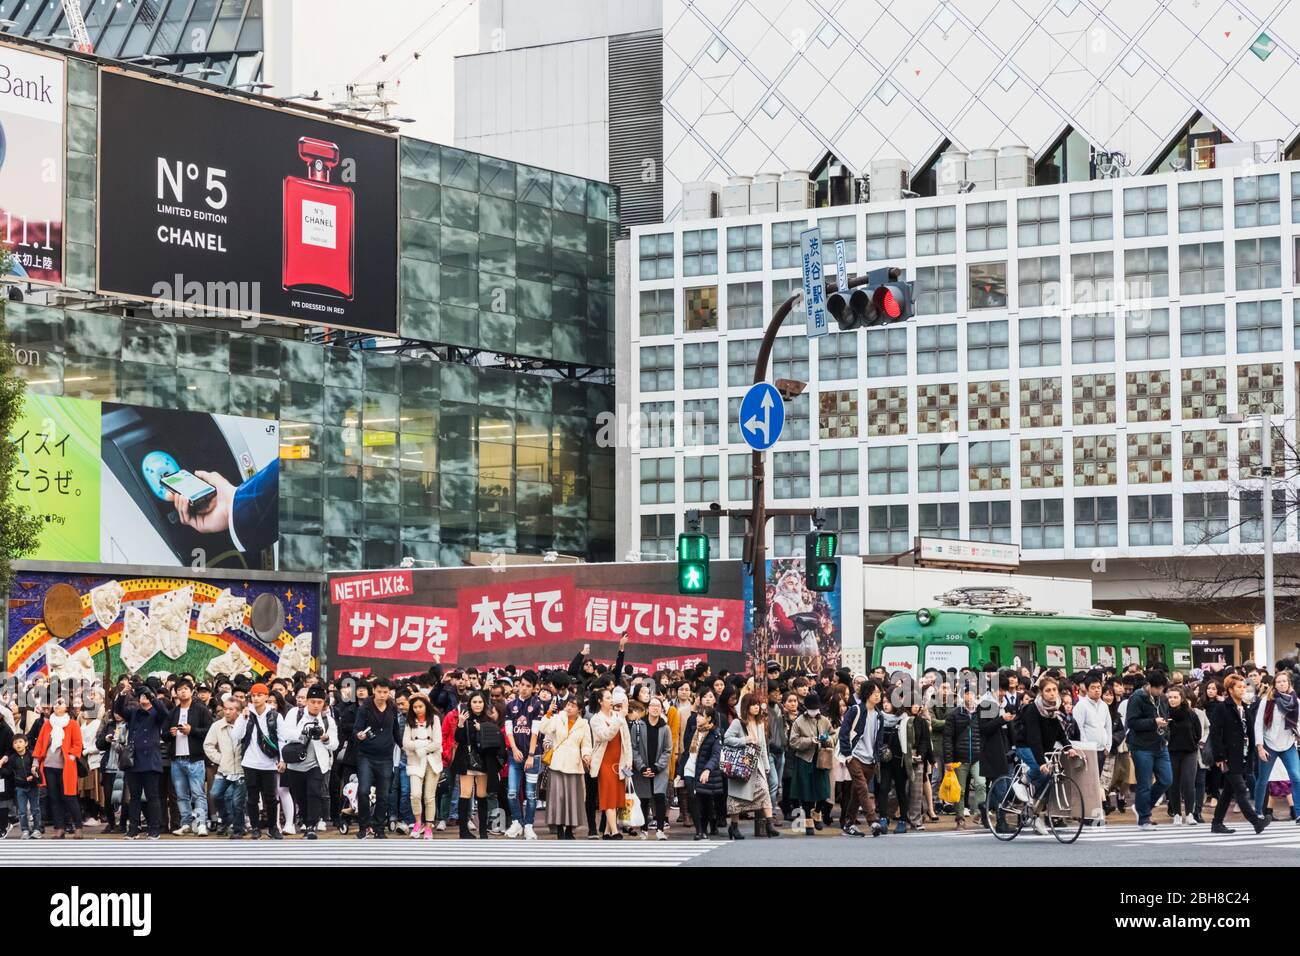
[1220, 411, 1278, 668]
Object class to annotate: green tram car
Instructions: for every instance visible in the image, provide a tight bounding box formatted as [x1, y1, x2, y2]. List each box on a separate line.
[872, 591, 1192, 676]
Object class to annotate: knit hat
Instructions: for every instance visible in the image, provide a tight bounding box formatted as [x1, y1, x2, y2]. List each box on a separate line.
[249, 683, 269, 696]
[306, 684, 328, 701]
[804, 690, 821, 710]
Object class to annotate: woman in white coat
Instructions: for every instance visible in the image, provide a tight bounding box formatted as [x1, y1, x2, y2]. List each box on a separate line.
[588, 686, 633, 839]
[1252, 669, 1300, 819]
[538, 694, 592, 839]
[402, 694, 443, 840]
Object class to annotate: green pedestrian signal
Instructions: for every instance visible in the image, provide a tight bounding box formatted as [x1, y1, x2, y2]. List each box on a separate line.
[805, 530, 838, 592]
[678, 531, 710, 594]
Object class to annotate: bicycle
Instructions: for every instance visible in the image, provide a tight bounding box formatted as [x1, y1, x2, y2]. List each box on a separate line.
[988, 748, 1087, 844]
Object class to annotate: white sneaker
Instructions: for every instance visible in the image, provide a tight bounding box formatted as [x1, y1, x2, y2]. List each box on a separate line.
[283, 822, 297, 836]
[195, 824, 209, 837]
[435, 820, 447, 831]
[172, 824, 191, 836]
[639, 829, 649, 840]
[1033, 816, 1049, 837]
[524, 824, 538, 841]
[656, 828, 668, 841]
[1170, 814, 1182, 826]
[393, 821, 408, 835]
[316, 821, 326, 832]
[505, 820, 524, 839]
[1183, 816, 1199, 826]
[1011, 782, 1030, 802]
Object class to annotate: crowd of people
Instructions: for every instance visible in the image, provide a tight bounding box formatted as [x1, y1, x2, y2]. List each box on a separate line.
[2, 636, 1298, 843]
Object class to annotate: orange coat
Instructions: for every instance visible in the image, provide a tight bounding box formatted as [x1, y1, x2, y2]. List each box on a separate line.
[33, 718, 84, 797]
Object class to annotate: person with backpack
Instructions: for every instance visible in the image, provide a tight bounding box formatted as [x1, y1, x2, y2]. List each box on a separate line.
[280, 684, 339, 840]
[838, 678, 885, 837]
[231, 682, 284, 840]
[1126, 670, 1172, 830]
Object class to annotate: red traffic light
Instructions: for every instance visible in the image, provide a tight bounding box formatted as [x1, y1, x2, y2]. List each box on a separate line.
[872, 286, 902, 319]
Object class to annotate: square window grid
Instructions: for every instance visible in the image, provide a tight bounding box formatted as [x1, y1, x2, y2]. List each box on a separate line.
[1017, 195, 1060, 247]
[1127, 431, 1174, 483]
[684, 286, 719, 332]
[1070, 190, 1113, 242]
[1179, 242, 1225, 295]
[1180, 303, 1226, 356]
[640, 457, 674, 505]
[868, 503, 910, 554]
[682, 229, 718, 276]
[727, 338, 760, 387]
[1074, 496, 1119, 548]
[968, 380, 1011, 431]
[1233, 174, 1280, 228]
[638, 233, 674, 279]
[819, 389, 858, 439]
[1070, 251, 1114, 303]
[728, 453, 751, 501]
[916, 323, 958, 374]
[1239, 490, 1287, 544]
[1126, 369, 1172, 423]
[867, 326, 908, 378]
[774, 450, 811, 498]
[919, 502, 961, 539]
[1018, 316, 1062, 367]
[682, 342, 719, 390]
[820, 214, 858, 264]
[867, 445, 909, 495]
[1123, 248, 1170, 300]
[1021, 498, 1065, 549]
[1236, 299, 1284, 353]
[1235, 238, 1281, 291]
[639, 344, 674, 392]
[1181, 367, 1228, 420]
[967, 201, 1008, 252]
[865, 386, 908, 437]
[727, 281, 764, 329]
[1072, 373, 1116, 425]
[1177, 180, 1223, 233]
[914, 264, 958, 314]
[1071, 312, 1116, 364]
[818, 331, 858, 381]
[1073, 434, 1117, 486]
[970, 440, 1011, 491]
[1021, 437, 1064, 489]
[683, 455, 719, 502]
[1127, 494, 1173, 546]
[1237, 363, 1284, 416]
[865, 210, 905, 260]
[726, 225, 763, 273]
[1019, 377, 1063, 428]
[967, 320, 1009, 371]
[1183, 491, 1229, 545]
[1182, 428, 1228, 482]
[639, 289, 674, 336]
[1123, 185, 1168, 238]
[917, 382, 960, 434]
[773, 335, 810, 381]
[1237, 426, 1287, 473]
[917, 442, 959, 493]
[683, 398, 719, 446]
[783, 393, 810, 441]
[915, 205, 957, 257]
[969, 261, 1008, 309]
[819, 448, 859, 498]
[771, 221, 805, 269]
[1019, 255, 1062, 309]
[969, 500, 1013, 543]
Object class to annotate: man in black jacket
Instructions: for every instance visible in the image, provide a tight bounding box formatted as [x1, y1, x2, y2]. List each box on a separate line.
[943, 687, 985, 828]
[1210, 674, 1269, 835]
[352, 678, 400, 840]
[1126, 670, 1172, 830]
[166, 679, 214, 836]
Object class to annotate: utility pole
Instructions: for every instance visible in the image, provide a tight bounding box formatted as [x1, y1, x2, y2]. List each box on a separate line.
[747, 273, 873, 678]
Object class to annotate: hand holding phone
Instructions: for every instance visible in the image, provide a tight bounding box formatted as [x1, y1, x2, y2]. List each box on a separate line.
[161, 469, 217, 514]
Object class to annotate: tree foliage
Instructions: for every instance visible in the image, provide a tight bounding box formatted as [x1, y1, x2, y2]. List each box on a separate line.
[0, 263, 44, 594]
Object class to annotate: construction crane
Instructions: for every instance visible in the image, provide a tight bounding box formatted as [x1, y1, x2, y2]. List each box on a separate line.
[60, 0, 93, 53]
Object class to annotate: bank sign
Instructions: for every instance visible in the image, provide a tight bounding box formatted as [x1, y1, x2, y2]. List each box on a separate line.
[95, 70, 398, 334]
[0, 42, 65, 286]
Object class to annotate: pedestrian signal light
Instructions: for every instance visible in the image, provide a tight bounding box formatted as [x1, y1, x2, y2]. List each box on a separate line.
[678, 532, 710, 594]
[805, 530, 838, 592]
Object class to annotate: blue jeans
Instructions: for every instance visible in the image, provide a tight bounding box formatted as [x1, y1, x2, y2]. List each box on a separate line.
[1015, 747, 1050, 797]
[1253, 744, 1300, 814]
[768, 750, 785, 807]
[170, 759, 208, 827]
[210, 776, 247, 832]
[355, 756, 392, 832]
[388, 763, 414, 825]
[507, 753, 539, 826]
[15, 787, 41, 832]
[1130, 747, 1172, 824]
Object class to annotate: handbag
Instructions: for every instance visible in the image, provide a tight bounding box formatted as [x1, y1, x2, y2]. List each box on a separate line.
[75, 754, 89, 778]
[719, 741, 758, 781]
[618, 779, 644, 827]
[815, 745, 834, 770]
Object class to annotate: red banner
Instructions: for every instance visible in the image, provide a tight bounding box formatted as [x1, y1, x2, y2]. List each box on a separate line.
[331, 569, 413, 605]
[651, 653, 708, 673]
[574, 590, 742, 652]
[458, 576, 575, 653]
[336, 602, 460, 666]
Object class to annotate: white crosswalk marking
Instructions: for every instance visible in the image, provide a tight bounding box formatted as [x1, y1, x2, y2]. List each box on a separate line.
[0, 837, 726, 867]
[937, 821, 1300, 850]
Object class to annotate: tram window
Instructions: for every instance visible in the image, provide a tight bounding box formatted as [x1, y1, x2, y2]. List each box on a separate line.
[1122, 646, 1141, 668]
[879, 644, 919, 678]
[1071, 646, 1092, 670]
[1147, 645, 1165, 667]
[1013, 641, 1034, 669]
[1045, 645, 1066, 667]
[925, 644, 970, 672]
[1098, 646, 1116, 668]
[989, 646, 1000, 667]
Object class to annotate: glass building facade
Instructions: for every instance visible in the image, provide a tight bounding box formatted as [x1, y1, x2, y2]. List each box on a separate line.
[3, 0, 266, 85]
[4, 53, 617, 572]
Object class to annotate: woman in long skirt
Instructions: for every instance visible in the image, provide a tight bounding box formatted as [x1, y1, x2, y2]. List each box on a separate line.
[538, 696, 592, 838]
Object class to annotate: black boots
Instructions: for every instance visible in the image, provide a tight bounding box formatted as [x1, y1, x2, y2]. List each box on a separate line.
[763, 817, 781, 838]
[478, 798, 491, 839]
[727, 821, 744, 840]
[458, 798, 472, 839]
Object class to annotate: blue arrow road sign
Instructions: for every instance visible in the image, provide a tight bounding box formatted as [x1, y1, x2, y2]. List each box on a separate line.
[739, 382, 784, 451]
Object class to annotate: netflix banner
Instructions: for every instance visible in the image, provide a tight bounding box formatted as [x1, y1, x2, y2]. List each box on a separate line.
[459, 576, 575, 654]
[575, 590, 742, 652]
[330, 569, 413, 605]
[96, 70, 398, 335]
[336, 601, 459, 667]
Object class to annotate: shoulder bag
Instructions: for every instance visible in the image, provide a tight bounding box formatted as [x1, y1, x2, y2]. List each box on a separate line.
[719, 740, 758, 781]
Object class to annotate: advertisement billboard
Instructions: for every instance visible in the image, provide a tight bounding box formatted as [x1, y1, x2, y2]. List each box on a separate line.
[0, 43, 65, 285]
[9, 394, 280, 570]
[96, 70, 398, 334]
[744, 558, 843, 673]
[5, 570, 318, 683]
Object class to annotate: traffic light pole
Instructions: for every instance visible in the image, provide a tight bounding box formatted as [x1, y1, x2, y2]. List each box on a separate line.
[748, 273, 872, 678]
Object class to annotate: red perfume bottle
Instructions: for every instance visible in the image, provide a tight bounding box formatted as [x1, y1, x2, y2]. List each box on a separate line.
[283, 137, 355, 299]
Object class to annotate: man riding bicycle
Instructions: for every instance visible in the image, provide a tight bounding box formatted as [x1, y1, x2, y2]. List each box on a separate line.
[1014, 676, 1080, 836]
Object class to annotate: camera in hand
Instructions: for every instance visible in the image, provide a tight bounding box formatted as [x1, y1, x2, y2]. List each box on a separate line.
[303, 722, 325, 740]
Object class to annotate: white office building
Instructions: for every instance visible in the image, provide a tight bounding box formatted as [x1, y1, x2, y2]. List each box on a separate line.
[617, 156, 1300, 663]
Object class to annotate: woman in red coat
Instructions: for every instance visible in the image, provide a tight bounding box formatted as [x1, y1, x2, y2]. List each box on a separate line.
[34, 696, 85, 839]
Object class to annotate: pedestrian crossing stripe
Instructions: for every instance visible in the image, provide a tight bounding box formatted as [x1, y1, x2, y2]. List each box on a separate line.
[937, 822, 1300, 846]
[0, 839, 727, 868]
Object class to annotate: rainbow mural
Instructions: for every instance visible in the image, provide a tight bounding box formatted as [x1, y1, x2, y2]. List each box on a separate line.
[6, 571, 320, 682]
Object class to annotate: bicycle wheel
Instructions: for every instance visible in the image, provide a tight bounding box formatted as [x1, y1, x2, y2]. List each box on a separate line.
[987, 774, 1023, 842]
[1044, 776, 1085, 845]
